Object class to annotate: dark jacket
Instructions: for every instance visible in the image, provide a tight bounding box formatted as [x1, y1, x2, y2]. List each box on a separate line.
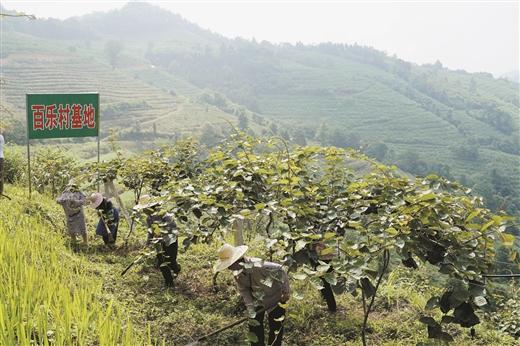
[95, 199, 119, 236]
[146, 212, 177, 247]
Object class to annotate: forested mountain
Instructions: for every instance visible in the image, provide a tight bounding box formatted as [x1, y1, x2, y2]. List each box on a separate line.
[1, 2, 518, 215]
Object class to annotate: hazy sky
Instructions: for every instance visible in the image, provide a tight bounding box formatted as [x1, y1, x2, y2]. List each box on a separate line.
[2, 1, 519, 76]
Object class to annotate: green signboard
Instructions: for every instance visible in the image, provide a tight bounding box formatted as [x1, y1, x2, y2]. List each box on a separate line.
[26, 93, 99, 139]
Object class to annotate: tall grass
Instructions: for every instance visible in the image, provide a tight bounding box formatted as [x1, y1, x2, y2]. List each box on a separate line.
[0, 189, 144, 345]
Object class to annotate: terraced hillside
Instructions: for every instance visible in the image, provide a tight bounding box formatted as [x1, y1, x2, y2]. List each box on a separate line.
[0, 31, 265, 140]
[148, 40, 519, 197]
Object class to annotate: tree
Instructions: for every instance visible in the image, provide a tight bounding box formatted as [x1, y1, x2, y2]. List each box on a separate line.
[31, 148, 79, 196]
[238, 114, 249, 130]
[365, 142, 388, 161]
[104, 40, 124, 69]
[199, 124, 222, 147]
[452, 144, 479, 161]
[490, 169, 515, 197]
[394, 59, 412, 80]
[328, 129, 346, 147]
[315, 122, 329, 144]
[469, 78, 477, 92]
[328, 129, 361, 149]
[459, 174, 468, 187]
[94, 133, 515, 345]
[269, 122, 278, 135]
[279, 129, 290, 140]
[398, 150, 429, 176]
[291, 128, 307, 146]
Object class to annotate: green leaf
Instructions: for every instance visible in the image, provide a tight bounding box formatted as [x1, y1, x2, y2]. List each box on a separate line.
[254, 203, 266, 210]
[439, 290, 452, 313]
[448, 287, 470, 309]
[426, 321, 453, 341]
[316, 264, 331, 273]
[292, 273, 307, 280]
[441, 315, 456, 324]
[402, 255, 418, 269]
[319, 247, 335, 256]
[266, 239, 277, 249]
[323, 232, 336, 240]
[295, 239, 307, 252]
[192, 207, 202, 219]
[465, 209, 481, 223]
[453, 302, 480, 327]
[468, 280, 486, 297]
[260, 277, 273, 288]
[310, 277, 325, 290]
[292, 291, 304, 300]
[419, 192, 436, 201]
[419, 316, 437, 327]
[481, 220, 494, 232]
[247, 332, 259, 343]
[500, 233, 515, 247]
[323, 272, 337, 286]
[278, 302, 289, 309]
[385, 227, 398, 236]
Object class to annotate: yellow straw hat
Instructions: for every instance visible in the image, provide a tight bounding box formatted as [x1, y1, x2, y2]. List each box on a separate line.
[214, 243, 248, 272]
[133, 194, 161, 210]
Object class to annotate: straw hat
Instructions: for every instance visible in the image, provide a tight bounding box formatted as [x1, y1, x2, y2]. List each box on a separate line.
[133, 194, 161, 210]
[88, 192, 104, 209]
[214, 243, 248, 272]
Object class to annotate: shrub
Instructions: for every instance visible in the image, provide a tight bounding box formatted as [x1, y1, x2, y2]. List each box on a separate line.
[31, 148, 80, 196]
[3, 146, 27, 185]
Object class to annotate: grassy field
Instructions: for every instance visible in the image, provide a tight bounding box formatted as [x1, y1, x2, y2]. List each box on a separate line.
[1, 185, 517, 345]
[0, 187, 148, 345]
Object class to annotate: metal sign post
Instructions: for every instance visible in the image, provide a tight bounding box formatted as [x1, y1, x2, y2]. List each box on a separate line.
[26, 93, 100, 197]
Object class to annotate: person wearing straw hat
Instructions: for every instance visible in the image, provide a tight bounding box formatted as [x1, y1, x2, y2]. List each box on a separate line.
[88, 192, 119, 246]
[134, 195, 180, 288]
[56, 180, 87, 246]
[215, 243, 290, 346]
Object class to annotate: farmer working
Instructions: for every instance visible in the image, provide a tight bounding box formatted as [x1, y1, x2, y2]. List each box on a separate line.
[134, 195, 181, 288]
[88, 192, 119, 246]
[56, 180, 88, 246]
[214, 244, 290, 346]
